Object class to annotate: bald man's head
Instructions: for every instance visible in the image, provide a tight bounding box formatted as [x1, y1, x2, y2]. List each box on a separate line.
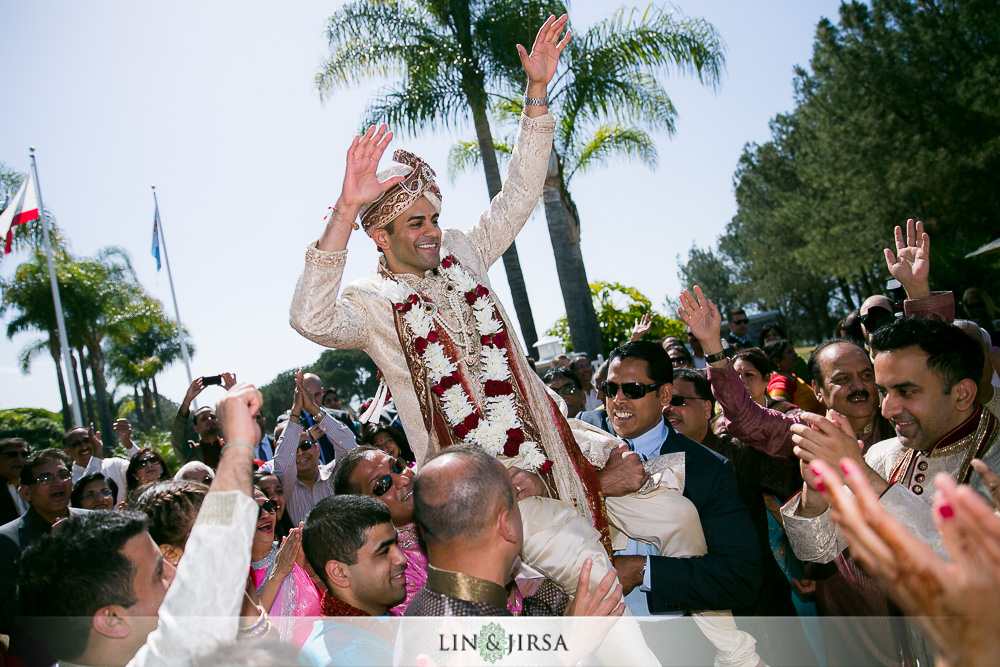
[413, 445, 514, 545]
[302, 373, 323, 405]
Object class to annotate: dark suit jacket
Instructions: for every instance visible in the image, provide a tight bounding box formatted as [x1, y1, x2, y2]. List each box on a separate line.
[0, 481, 21, 527]
[578, 409, 761, 613]
[0, 506, 90, 625]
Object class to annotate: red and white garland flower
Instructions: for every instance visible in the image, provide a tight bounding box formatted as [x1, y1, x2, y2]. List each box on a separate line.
[373, 255, 552, 474]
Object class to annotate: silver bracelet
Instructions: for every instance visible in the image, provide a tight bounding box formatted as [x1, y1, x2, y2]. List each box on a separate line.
[524, 95, 548, 107]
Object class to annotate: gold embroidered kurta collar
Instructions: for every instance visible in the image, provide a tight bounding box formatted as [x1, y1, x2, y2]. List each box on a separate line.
[425, 563, 508, 610]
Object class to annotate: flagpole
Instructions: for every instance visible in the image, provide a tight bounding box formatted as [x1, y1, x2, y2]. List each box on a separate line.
[151, 186, 195, 405]
[30, 147, 83, 427]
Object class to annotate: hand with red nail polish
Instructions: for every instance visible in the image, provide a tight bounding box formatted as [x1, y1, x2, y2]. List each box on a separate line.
[820, 458, 1000, 667]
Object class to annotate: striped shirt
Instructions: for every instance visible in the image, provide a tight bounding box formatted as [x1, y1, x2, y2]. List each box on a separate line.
[272, 413, 358, 524]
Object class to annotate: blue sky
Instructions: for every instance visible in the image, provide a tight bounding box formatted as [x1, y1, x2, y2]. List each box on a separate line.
[1, 0, 845, 413]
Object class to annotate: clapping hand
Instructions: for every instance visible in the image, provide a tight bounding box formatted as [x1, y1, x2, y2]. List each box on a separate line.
[810, 458, 1000, 667]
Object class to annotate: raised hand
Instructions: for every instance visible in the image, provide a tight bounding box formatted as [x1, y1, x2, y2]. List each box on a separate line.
[112, 418, 132, 447]
[340, 124, 405, 210]
[88, 422, 103, 453]
[183, 377, 205, 406]
[221, 372, 237, 390]
[629, 314, 653, 342]
[290, 370, 305, 416]
[216, 382, 264, 447]
[516, 14, 571, 86]
[884, 218, 931, 299]
[677, 287, 722, 350]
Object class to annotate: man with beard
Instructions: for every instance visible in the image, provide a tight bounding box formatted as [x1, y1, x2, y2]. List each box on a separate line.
[782, 316, 1000, 666]
[171, 374, 237, 468]
[678, 219, 954, 665]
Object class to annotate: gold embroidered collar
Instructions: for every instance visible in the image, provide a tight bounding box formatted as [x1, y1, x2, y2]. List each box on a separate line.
[425, 564, 508, 610]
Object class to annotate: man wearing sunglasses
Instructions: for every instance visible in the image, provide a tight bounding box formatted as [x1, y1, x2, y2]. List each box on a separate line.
[0, 438, 29, 525]
[577, 342, 761, 621]
[725, 307, 752, 351]
[274, 371, 359, 524]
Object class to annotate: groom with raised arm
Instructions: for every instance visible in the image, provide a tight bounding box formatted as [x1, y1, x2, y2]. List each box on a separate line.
[290, 16, 667, 664]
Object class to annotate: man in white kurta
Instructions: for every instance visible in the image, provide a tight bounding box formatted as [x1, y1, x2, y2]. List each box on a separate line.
[781, 316, 1000, 666]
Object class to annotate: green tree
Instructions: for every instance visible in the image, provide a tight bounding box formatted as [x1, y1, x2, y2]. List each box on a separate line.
[679, 0, 1000, 340]
[548, 281, 684, 355]
[316, 0, 571, 354]
[105, 297, 194, 432]
[0, 408, 64, 450]
[449, 5, 724, 358]
[258, 349, 379, 424]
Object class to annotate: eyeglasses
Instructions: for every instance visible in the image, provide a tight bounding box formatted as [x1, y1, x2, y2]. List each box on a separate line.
[601, 381, 663, 400]
[257, 499, 279, 517]
[298, 438, 317, 452]
[670, 395, 707, 407]
[554, 384, 578, 396]
[83, 487, 113, 502]
[137, 457, 161, 468]
[730, 318, 749, 326]
[372, 457, 408, 497]
[31, 469, 72, 485]
[3, 450, 28, 460]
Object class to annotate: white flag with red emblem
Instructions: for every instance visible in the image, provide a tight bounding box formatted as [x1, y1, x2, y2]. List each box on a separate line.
[0, 170, 40, 254]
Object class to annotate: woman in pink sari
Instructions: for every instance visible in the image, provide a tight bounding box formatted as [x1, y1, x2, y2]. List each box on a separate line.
[250, 487, 322, 643]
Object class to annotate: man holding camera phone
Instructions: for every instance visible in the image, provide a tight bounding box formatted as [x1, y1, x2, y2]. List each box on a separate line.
[171, 373, 237, 468]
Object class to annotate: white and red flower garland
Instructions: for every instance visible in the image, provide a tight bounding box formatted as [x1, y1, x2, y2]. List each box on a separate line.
[372, 255, 552, 474]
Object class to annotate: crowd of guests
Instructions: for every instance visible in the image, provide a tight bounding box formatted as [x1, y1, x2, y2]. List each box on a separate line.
[0, 219, 998, 667]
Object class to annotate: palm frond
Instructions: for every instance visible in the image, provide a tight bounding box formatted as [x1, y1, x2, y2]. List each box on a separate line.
[360, 81, 469, 136]
[446, 138, 513, 183]
[18, 338, 49, 374]
[317, 0, 456, 97]
[568, 125, 659, 181]
[570, 5, 725, 88]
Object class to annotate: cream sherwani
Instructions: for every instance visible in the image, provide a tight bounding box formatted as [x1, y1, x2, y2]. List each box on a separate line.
[291, 112, 709, 664]
[781, 407, 1000, 666]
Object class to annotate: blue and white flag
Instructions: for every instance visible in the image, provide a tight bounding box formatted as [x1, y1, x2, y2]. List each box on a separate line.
[151, 205, 161, 271]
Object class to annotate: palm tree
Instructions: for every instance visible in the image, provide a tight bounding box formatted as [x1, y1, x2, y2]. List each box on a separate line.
[105, 298, 193, 431]
[450, 5, 724, 356]
[316, 0, 568, 354]
[1, 252, 81, 429]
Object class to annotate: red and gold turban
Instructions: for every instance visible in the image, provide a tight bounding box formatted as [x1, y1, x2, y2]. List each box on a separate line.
[359, 150, 442, 236]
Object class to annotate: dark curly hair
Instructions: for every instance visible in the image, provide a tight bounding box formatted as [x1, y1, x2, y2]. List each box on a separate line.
[133, 479, 208, 549]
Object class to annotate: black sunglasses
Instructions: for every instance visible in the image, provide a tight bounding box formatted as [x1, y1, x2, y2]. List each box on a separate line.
[137, 457, 161, 468]
[258, 499, 279, 517]
[670, 395, 706, 407]
[298, 438, 317, 452]
[4, 450, 28, 460]
[372, 457, 408, 497]
[601, 381, 663, 400]
[731, 318, 749, 325]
